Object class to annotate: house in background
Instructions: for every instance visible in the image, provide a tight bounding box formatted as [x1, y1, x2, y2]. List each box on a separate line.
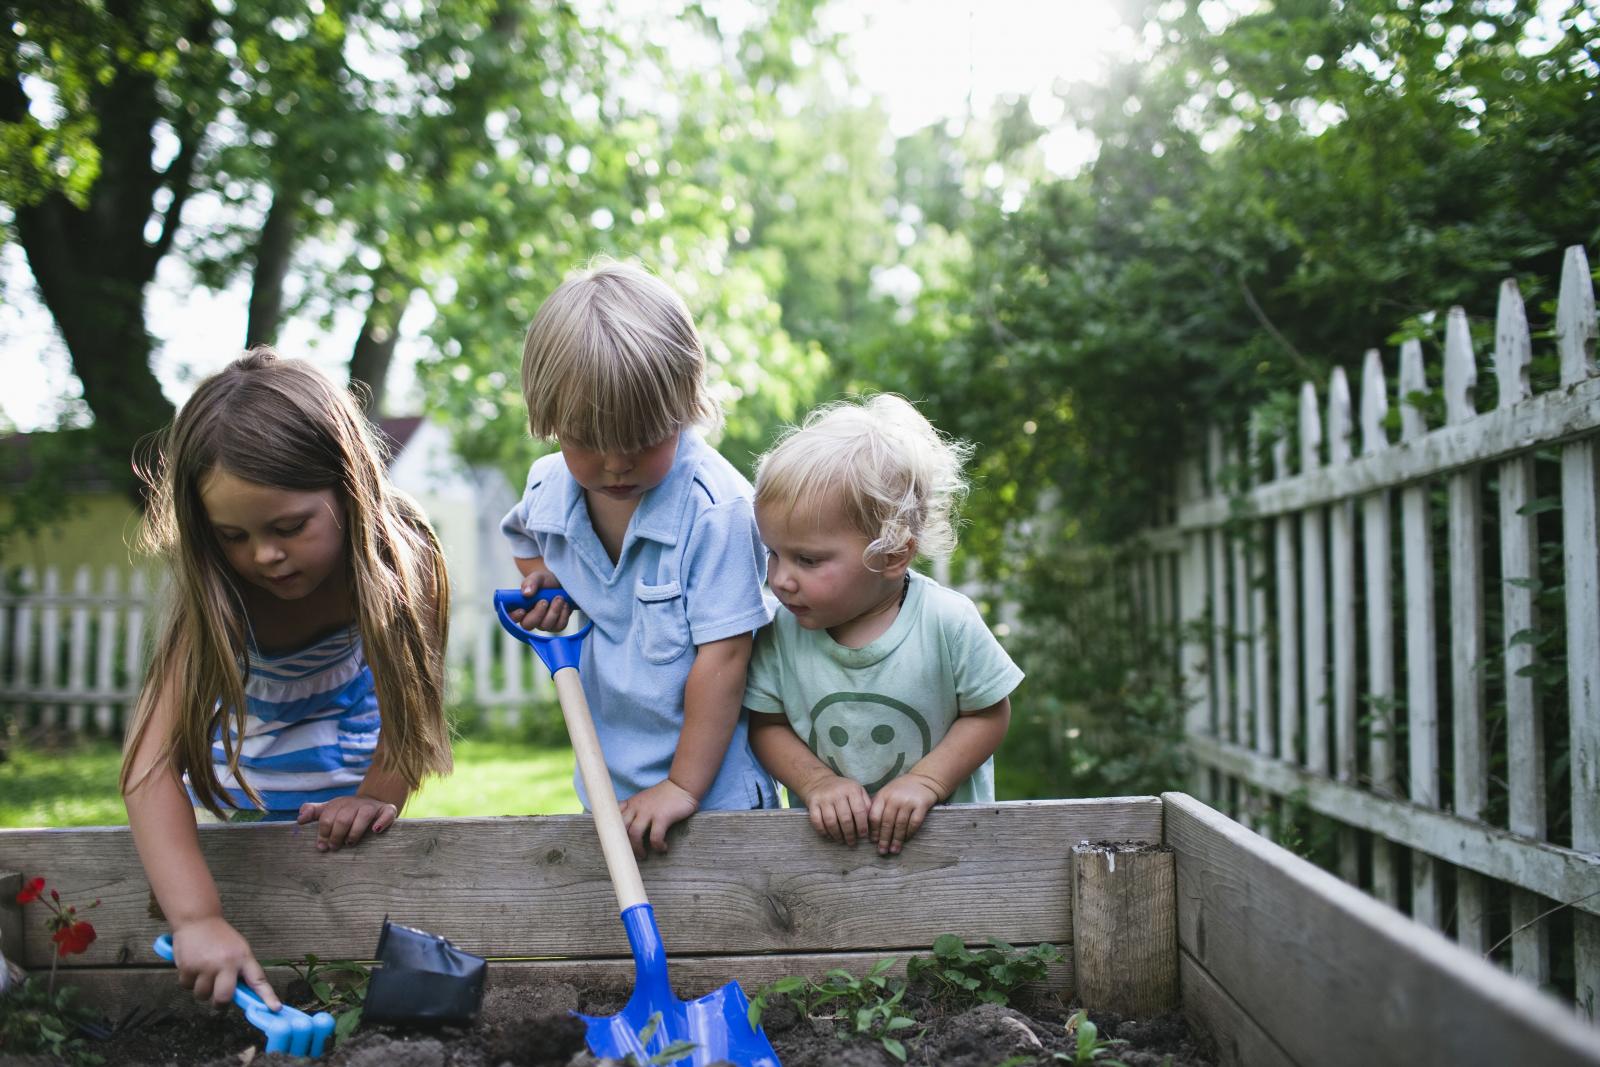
[0, 417, 520, 665]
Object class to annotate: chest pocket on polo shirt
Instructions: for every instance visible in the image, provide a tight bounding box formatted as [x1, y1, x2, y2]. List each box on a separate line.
[634, 579, 690, 664]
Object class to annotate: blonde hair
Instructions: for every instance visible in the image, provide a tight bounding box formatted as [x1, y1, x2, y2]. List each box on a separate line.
[755, 395, 971, 567]
[520, 258, 718, 453]
[121, 348, 453, 816]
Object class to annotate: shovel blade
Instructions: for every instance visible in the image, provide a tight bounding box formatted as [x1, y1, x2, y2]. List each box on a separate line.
[579, 980, 779, 1067]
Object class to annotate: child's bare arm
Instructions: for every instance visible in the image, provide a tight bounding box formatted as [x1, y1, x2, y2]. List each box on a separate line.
[749, 712, 871, 845]
[870, 696, 1012, 855]
[618, 633, 751, 856]
[123, 672, 281, 1009]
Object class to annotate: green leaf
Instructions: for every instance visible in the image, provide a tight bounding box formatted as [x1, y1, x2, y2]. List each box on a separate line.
[881, 1037, 907, 1062]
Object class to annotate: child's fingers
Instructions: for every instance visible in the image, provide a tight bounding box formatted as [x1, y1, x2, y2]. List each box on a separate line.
[881, 803, 916, 856]
[372, 803, 398, 834]
[848, 791, 871, 843]
[320, 804, 358, 851]
[647, 815, 671, 854]
[623, 807, 649, 859]
[209, 965, 237, 1007]
[296, 801, 322, 825]
[343, 806, 378, 847]
[241, 958, 281, 1011]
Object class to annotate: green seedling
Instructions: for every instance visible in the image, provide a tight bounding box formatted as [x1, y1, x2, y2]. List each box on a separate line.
[622, 1011, 698, 1066]
[0, 977, 105, 1066]
[751, 958, 920, 1062]
[906, 934, 1063, 1007]
[1059, 1009, 1129, 1066]
[270, 953, 372, 1045]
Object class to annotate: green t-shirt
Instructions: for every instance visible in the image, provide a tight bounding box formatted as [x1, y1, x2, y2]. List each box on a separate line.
[744, 571, 1025, 804]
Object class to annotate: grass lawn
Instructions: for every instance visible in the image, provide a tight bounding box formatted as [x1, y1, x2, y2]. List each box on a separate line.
[0, 736, 580, 828]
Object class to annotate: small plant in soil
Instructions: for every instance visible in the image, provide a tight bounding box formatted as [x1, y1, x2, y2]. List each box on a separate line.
[619, 1010, 698, 1065]
[1053, 1010, 1130, 1066]
[271, 952, 372, 1045]
[1, 877, 105, 1065]
[751, 958, 920, 1062]
[906, 934, 1063, 1006]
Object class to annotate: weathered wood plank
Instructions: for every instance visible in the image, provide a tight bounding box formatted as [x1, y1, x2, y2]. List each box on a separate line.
[1173, 374, 1600, 528]
[1164, 792, 1600, 1066]
[1208, 430, 1234, 744]
[1398, 339, 1442, 929]
[1444, 307, 1489, 953]
[1494, 277, 1550, 987]
[1179, 458, 1213, 788]
[1327, 368, 1360, 885]
[1359, 349, 1398, 906]
[1072, 842, 1176, 1018]
[1299, 383, 1329, 777]
[0, 799, 1163, 968]
[1185, 736, 1600, 919]
[1178, 950, 1298, 1067]
[1556, 245, 1600, 1022]
[1272, 436, 1300, 766]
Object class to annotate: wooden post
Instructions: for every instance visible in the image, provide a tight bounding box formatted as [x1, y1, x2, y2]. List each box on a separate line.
[1, 871, 23, 973]
[1071, 842, 1178, 1018]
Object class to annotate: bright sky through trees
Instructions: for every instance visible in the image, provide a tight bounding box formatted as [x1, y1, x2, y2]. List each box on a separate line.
[0, 0, 1130, 432]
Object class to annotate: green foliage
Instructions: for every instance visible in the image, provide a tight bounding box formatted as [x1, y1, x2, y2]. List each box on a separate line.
[622, 1011, 699, 1066]
[1058, 1009, 1129, 1066]
[272, 953, 371, 1046]
[750, 958, 919, 1062]
[905, 935, 1062, 1007]
[0, 977, 105, 1066]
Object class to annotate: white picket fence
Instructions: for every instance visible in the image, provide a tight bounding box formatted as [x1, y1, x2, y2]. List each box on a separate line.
[0, 566, 155, 735]
[1121, 244, 1600, 1018]
[0, 567, 552, 736]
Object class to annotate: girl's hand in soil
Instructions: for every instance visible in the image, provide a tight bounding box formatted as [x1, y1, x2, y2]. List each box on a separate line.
[619, 779, 699, 858]
[173, 916, 281, 1010]
[799, 772, 871, 846]
[297, 793, 398, 852]
[868, 773, 942, 855]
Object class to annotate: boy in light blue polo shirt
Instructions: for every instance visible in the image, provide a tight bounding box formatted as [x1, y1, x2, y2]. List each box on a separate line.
[501, 260, 778, 858]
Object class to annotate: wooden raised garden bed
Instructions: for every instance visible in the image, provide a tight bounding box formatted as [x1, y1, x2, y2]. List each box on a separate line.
[4, 794, 1598, 1065]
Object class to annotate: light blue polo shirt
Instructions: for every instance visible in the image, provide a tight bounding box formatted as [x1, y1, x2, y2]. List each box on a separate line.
[500, 431, 779, 811]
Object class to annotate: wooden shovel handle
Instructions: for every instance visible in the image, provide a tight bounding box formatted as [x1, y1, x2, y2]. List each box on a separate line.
[552, 668, 648, 910]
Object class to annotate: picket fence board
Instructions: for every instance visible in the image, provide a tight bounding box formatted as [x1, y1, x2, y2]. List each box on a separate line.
[1185, 736, 1600, 920]
[1271, 436, 1300, 768]
[1493, 278, 1553, 987]
[1164, 792, 1600, 1067]
[1358, 349, 1398, 905]
[1442, 307, 1490, 953]
[1173, 374, 1600, 530]
[0, 798, 1163, 969]
[1297, 384, 1329, 779]
[1553, 246, 1600, 1023]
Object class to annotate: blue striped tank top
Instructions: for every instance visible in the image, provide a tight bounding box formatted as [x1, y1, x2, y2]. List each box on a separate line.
[194, 625, 380, 818]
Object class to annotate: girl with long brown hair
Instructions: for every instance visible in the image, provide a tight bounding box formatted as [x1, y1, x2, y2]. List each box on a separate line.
[121, 348, 452, 1008]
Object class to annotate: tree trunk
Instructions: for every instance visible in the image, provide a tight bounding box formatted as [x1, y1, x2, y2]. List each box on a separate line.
[244, 186, 301, 349]
[349, 282, 412, 416]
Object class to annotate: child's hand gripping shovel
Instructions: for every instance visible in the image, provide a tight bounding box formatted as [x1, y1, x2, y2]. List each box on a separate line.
[494, 588, 780, 1067]
[152, 934, 336, 1058]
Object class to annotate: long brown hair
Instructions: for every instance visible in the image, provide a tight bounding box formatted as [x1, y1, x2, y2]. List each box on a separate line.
[121, 348, 452, 814]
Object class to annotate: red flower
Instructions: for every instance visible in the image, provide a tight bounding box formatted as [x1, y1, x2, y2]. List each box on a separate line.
[51, 920, 97, 958]
[15, 877, 45, 905]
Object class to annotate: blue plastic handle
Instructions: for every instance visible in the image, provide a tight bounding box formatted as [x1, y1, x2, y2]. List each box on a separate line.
[153, 934, 336, 1057]
[493, 587, 592, 676]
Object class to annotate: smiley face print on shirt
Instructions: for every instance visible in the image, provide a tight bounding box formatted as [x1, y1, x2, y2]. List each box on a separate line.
[805, 692, 934, 794]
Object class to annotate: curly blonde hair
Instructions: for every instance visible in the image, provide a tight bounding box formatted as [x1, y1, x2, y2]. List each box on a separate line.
[754, 394, 971, 567]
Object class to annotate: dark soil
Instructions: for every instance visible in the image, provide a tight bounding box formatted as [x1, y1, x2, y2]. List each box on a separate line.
[58, 975, 1213, 1067]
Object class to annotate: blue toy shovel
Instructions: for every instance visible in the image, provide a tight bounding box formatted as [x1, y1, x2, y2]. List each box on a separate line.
[494, 588, 780, 1067]
[153, 934, 336, 1058]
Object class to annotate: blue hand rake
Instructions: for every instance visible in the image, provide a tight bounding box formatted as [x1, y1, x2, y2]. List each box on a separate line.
[494, 588, 781, 1067]
[153, 934, 336, 1058]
